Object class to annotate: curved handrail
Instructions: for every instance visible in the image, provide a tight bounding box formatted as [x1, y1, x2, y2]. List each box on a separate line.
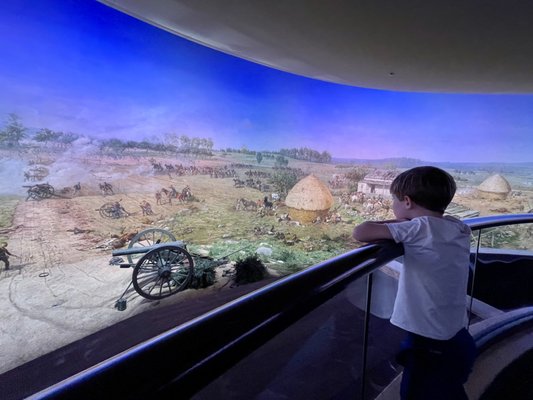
[29, 214, 533, 399]
[465, 213, 533, 230]
[31, 243, 403, 399]
[472, 307, 533, 350]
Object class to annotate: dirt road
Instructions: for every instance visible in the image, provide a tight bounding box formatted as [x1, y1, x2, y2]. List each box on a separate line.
[0, 157, 239, 375]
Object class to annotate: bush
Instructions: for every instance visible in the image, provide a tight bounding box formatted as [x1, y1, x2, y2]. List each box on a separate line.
[233, 254, 268, 285]
[189, 257, 218, 289]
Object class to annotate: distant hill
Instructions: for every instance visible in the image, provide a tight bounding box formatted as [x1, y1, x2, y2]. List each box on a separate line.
[332, 157, 426, 168]
[333, 157, 533, 170]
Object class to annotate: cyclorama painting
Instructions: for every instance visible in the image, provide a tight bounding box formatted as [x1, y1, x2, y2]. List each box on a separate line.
[1, 0, 533, 377]
[1, 116, 532, 373]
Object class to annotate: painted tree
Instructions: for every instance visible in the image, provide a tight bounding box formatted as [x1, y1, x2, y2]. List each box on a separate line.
[34, 128, 60, 145]
[57, 132, 79, 147]
[275, 155, 289, 168]
[270, 170, 298, 196]
[205, 137, 214, 151]
[179, 135, 191, 151]
[0, 113, 26, 147]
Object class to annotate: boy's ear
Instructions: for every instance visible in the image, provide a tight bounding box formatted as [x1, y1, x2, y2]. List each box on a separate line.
[404, 195, 413, 209]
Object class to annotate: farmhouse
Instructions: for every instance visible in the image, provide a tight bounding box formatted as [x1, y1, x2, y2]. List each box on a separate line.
[357, 169, 399, 197]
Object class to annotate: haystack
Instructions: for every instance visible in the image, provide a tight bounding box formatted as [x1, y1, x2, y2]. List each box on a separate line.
[477, 174, 511, 200]
[285, 175, 334, 223]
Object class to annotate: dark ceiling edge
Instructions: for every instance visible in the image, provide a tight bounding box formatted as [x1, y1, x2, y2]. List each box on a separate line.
[98, 1, 533, 95]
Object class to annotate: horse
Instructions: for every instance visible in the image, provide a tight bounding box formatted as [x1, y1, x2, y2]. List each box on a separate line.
[99, 182, 114, 196]
[235, 198, 258, 211]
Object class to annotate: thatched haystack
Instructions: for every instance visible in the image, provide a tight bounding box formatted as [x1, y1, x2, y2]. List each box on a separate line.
[285, 175, 334, 223]
[477, 174, 511, 199]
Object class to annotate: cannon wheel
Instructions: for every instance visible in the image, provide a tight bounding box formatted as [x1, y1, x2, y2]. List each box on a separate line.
[99, 202, 118, 219]
[27, 189, 41, 201]
[39, 184, 54, 198]
[127, 228, 177, 265]
[132, 245, 194, 300]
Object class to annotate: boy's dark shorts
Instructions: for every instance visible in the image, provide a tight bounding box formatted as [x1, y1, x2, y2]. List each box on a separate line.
[397, 328, 477, 400]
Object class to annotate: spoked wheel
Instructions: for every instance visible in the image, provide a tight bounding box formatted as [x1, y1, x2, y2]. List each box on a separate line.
[127, 228, 177, 265]
[27, 190, 40, 201]
[99, 202, 117, 218]
[132, 245, 194, 300]
[42, 184, 54, 198]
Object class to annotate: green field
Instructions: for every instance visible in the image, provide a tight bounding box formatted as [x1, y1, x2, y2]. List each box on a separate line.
[0, 196, 19, 243]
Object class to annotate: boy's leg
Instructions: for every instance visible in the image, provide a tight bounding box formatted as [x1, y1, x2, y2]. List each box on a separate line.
[398, 329, 476, 400]
[398, 346, 455, 400]
[444, 328, 477, 388]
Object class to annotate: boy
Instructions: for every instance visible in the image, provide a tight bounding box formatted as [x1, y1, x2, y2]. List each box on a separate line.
[353, 166, 476, 400]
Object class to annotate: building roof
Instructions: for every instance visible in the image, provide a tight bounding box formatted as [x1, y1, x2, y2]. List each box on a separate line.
[362, 169, 399, 184]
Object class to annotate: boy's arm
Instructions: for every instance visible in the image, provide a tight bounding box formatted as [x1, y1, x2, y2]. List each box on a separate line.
[353, 221, 393, 242]
[353, 219, 408, 242]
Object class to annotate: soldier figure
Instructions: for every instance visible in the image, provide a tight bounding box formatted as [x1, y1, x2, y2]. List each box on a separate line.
[140, 200, 154, 216]
[144, 201, 154, 215]
[111, 201, 128, 218]
[169, 185, 178, 199]
[0, 242, 18, 271]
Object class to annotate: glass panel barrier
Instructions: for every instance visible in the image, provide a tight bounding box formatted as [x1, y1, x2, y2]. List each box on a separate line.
[362, 268, 405, 399]
[193, 282, 369, 399]
[192, 261, 407, 400]
[470, 223, 533, 311]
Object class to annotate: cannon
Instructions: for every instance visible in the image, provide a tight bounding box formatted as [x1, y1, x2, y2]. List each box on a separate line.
[111, 228, 232, 310]
[24, 183, 58, 201]
[97, 201, 130, 219]
[111, 228, 194, 307]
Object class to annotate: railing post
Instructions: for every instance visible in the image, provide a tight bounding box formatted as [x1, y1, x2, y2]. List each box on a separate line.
[361, 272, 373, 399]
[468, 229, 482, 327]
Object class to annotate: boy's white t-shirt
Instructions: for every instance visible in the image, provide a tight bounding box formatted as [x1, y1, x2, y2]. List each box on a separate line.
[385, 216, 471, 340]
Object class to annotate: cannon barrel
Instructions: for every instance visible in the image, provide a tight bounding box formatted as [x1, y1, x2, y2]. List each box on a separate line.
[112, 241, 186, 257]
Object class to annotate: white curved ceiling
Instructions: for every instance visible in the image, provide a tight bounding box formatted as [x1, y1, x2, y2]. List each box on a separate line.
[100, 0, 533, 93]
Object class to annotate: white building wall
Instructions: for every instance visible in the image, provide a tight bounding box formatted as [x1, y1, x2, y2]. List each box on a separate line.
[357, 182, 391, 197]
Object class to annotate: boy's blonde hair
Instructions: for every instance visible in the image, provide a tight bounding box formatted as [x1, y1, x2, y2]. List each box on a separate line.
[390, 166, 456, 213]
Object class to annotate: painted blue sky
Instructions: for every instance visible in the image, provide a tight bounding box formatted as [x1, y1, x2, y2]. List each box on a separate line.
[0, 0, 532, 163]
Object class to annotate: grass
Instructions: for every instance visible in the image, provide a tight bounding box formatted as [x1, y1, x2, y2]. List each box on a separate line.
[144, 172, 369, 275]
[1, 152, 370, 277]
[0, 196, 19, 243]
